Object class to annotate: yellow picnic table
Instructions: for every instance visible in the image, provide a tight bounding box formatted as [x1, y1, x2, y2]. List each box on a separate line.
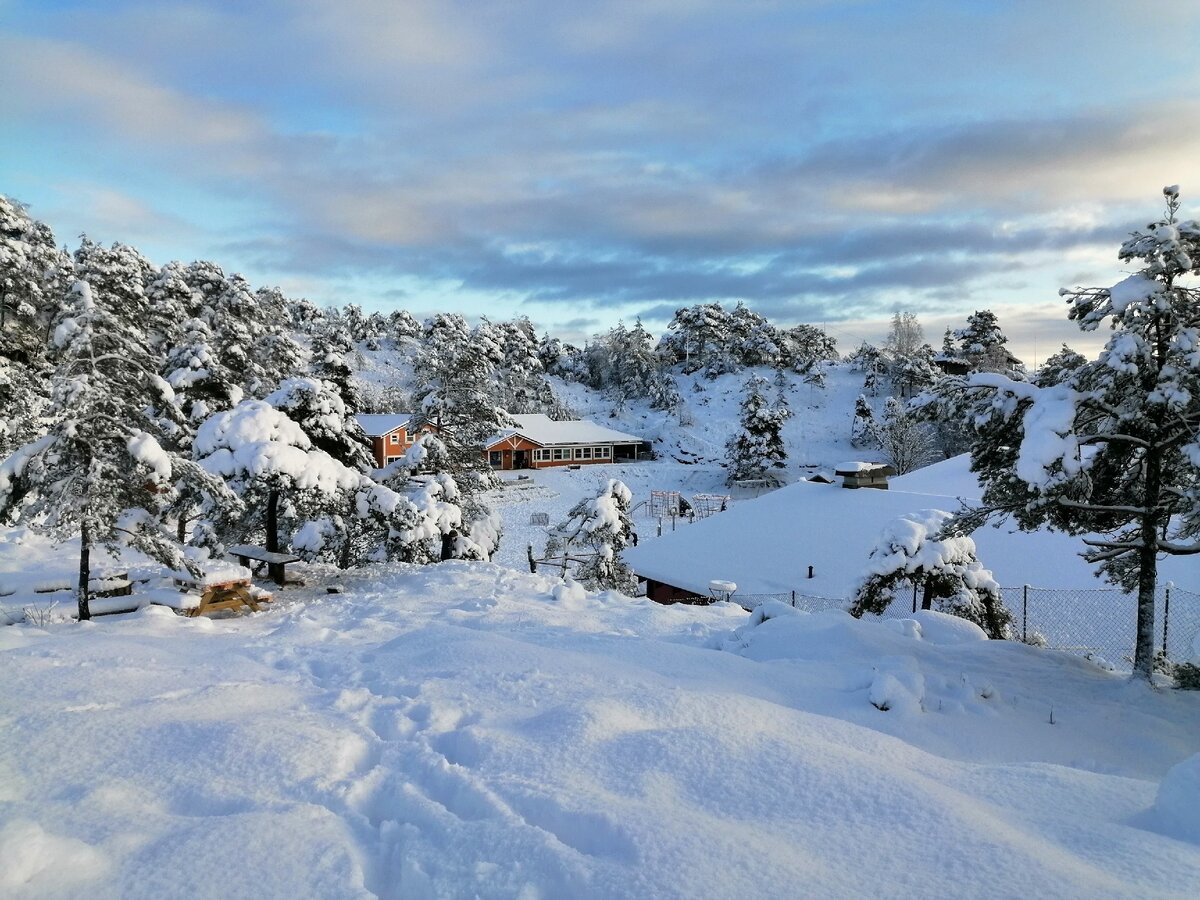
[166, 566, 272, 617]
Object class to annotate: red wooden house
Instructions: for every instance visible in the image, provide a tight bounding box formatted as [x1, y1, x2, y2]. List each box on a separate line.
[483, 414, 643, 471]
[355, 414, 435, 468]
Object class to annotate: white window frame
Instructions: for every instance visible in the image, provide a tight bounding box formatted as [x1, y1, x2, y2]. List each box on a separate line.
[597, 446, 610, 459]
[389, 433, 400, 445]
[579, 447, 593, 460]
[552, 448, 567, 461]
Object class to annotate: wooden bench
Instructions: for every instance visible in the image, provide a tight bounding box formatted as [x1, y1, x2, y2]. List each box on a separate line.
[228, 545, 302, 586]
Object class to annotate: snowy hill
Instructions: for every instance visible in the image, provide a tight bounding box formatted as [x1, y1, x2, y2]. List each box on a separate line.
[2, 563, 1199, 898]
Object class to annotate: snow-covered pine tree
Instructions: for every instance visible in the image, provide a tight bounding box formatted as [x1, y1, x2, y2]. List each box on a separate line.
[160, 317, 243, 432]
[959, 187, 1200, 676]
[0, 280, 202, 618]
[849, 509, 1013, 639]
[554, 479, 637, 592]
[954, 309, 1022, 375]
[0, 196, 70, 454]
[1033, 344, 1088, 387]
[192, 399, 363, 560]
[850, 394, 878, 448]
[309, 323, 364, 416]
[725, 373, 788, 486]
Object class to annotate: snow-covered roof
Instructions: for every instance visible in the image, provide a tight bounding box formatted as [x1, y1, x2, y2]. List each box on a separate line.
[355, 414, 414, 437]
[486, 414, 642, 448]
[834, 460, 889, 474]
[625, 455, 1199, 598]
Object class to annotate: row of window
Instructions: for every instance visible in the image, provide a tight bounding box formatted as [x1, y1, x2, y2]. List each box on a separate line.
[388, 431, 416, 445]
[533, 446, 612, 462]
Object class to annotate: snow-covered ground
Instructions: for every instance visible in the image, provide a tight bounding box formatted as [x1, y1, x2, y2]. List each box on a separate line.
[2, 559, 1199, 898]
[5, 355, 1200, 897]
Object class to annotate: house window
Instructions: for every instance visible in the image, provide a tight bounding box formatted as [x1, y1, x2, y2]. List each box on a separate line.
[597, 446, 610, 459]
[405, 431, 414, 444]
[389, 433, 399, 445]
[489, 451, 502, 467]
[552, 448, 567, 461]
[533, 449, 548, 461]
[579, 447, 593, 460]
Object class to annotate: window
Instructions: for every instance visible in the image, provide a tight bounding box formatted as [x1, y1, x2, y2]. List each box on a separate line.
[534, 449, 548, 461]
[489, 451, 502, 467]
[579, 447, 593, 460]
[389, 433, 399, 445]
[405, 431, 414, 444]
[552, 448, 567, 461]
[597, 446, 610, 459]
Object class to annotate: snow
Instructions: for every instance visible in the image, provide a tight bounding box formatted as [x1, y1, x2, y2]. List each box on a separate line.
[2, 560, 1199, 898]
[1107, 273, 1159, 313]
[1151, 753, 1200, 844]
[125, 431, 173, 482]
[4, 339, 1200, 896]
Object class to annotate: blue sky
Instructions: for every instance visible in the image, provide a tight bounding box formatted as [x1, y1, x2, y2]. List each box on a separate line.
[3, 0, 1199, 362]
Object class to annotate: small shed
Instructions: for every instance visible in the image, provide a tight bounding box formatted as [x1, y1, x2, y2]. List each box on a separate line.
[834, 461, 895, 490]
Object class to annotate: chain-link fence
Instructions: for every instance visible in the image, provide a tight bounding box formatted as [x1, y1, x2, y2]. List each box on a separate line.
[728, 584, 1200, 671]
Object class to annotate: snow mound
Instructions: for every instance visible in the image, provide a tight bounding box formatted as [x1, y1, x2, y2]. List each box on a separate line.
[0, 819, 108, 890]
[1152, 753, 1200, 844]
[869, 656, 925, 714]
[909, 609, 988, 644]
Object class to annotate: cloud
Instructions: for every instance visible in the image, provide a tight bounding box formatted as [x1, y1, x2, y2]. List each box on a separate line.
[2, 2, 1198, 337]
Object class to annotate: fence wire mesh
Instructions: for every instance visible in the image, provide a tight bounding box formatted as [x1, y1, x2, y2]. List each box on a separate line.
[728, 584, 1200, 671]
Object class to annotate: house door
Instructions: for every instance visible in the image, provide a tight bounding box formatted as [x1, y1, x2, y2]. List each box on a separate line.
[514, 450, 528, 469]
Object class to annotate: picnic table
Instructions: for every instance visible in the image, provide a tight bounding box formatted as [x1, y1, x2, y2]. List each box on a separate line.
[166, 565, 272, 617]
[228, 545, 302, 586]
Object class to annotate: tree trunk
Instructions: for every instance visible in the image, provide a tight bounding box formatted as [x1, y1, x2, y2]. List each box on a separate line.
[921, 578, 934, 611]
[338, 495, 354, 570]
[266, 489, 279, 555]
[1133, 450, 1161, 679]
[77, 517, 92, 621]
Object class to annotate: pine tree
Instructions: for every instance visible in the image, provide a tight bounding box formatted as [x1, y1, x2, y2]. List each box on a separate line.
[1, 197, 69, 455]
[1034, 344, 1088, 387]
[959, 187, 1200, 676]
[554, 479, 637, 592]
[0, 280, 200, 618]
[849, 509, 1013, 639]
[725, 374, 788, 486]
[850, 394, 878, 448]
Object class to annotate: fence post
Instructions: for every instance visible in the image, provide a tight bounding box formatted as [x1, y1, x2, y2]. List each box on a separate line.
[911, 581, 917, 614]
[1023, 585, 1029, 643]
[1163, 581, 1173, 657]
[791, 590, 796, 608]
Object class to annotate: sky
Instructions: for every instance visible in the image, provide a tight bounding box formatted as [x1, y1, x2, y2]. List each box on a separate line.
[3, 1, 1199, 364]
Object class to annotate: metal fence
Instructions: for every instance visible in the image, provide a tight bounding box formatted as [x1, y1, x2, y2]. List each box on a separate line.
[731, 583, 1200, 670]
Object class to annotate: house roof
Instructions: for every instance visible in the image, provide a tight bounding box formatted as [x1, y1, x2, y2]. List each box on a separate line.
[355, 414, 414, 437]
[485, 414, 642, 449]
[624, 454, 1199, 598]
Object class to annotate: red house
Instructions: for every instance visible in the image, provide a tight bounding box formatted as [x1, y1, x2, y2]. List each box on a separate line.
[355, 414, 435, 468]
[483, 414, 643, 470]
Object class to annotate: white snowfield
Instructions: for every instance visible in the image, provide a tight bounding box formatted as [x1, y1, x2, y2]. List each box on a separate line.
[2, 562, 1199, 899]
